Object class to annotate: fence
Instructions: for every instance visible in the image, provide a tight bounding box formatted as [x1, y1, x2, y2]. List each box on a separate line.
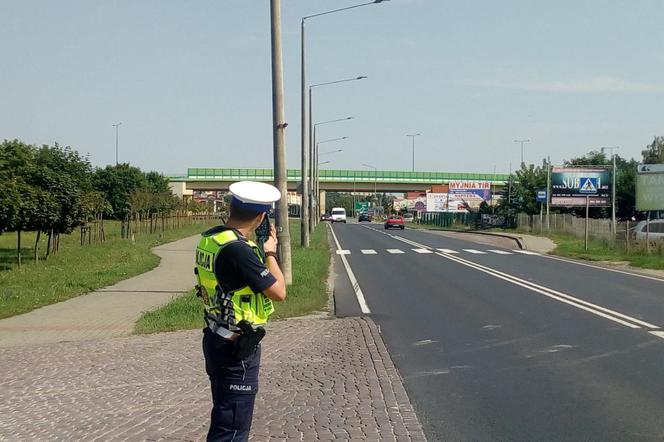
[418, 212, 475, 229]
[516, 213, 620, 240]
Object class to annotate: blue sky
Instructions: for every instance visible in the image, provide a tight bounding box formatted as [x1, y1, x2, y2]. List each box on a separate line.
[1, 0, 663, 175]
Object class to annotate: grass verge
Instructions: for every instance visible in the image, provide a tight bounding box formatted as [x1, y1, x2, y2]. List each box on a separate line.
[544, 231, 664, 270]
[0, 221, 217, 319]
[134, 221, 331, 334]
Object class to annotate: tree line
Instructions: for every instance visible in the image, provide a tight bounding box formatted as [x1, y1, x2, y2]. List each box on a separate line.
[0, 139, 212, 266]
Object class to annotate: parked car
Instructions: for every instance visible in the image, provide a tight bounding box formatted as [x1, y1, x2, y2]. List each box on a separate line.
[320, 213, 332, 222]
[634, 219, 664, 241]
[384, 215, 405, 230]
[330, 207, 347, 223]
[403, 213, 414, 222]
[358, 212, 372, 222]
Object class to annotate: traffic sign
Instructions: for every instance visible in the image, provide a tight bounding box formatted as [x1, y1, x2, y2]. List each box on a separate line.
[536, 190, 547, 203]
[579, 177, 599, 194]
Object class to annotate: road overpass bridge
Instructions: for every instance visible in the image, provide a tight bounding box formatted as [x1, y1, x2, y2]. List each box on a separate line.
[169, 167, 509, 196]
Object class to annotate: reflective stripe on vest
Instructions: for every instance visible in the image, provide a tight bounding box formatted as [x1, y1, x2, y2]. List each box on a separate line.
[195, 229, 274, 328]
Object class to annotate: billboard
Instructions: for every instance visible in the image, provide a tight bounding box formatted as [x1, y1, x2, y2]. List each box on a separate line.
[550, 167, 611, 206]
[393, 196, 427, 211]
[426, 193, 449, 212]
[193, 190, 225, 202]
[636, 164, 664, 211]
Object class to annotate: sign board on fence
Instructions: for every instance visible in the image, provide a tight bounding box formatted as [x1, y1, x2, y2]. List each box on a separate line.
[636, 164, 664, 211]
[550, 167, 611, 207]
[536, 190, 547, 203]
[426, 193, 449, 212]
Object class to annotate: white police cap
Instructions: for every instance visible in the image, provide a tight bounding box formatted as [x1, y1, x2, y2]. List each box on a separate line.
[229, 181, 281, 213]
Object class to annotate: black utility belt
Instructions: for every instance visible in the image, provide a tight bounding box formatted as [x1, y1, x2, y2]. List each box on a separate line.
[209, 320, 266, 359]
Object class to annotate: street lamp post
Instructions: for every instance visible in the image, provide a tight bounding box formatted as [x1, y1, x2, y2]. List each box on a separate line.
[311, 117, 353, 229]
[601, 146, 619, 237]
[309, 79, 363, 231]
[300, 0, 389, 247]
[514, 139, 530, 165]
[406, 133, 421, 172]
[362, 163, 378, 208]
[112, 122, 122, 165]
[316, 138, 347, 210]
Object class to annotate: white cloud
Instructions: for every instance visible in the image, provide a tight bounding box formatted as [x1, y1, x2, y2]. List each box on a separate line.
[468, 76, 664, 93]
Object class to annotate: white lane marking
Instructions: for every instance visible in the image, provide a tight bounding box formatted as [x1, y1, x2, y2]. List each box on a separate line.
[379, 232, 660, 330]
[361, 249, 377, 255]
[413, 248, 434, 254]
[437, 248, 459, 254]
[649, 331, 664, 339]
[386, 249, 405, 254]
[413, 339, 439, 346]
[463, 249, 487, 254]
[329, 225, 371, 314]
[434, 251, 642, 329]
[542, 254, 664, 284]
[513, 250, 540, 255]
[488, 250, 513, 255]
[336, 250, 351, 255]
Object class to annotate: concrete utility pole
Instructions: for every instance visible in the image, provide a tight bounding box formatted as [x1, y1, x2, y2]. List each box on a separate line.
[299, 17, 310, 248]
[270, 0, 292, 284]
[407, 133, 421, 172]
[112, 122, 122, 165]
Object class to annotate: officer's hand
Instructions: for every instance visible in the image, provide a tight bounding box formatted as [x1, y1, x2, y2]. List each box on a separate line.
[264, 224, 278, 253]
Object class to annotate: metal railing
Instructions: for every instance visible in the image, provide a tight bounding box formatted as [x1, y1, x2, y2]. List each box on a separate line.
[182, 168, 509, 184]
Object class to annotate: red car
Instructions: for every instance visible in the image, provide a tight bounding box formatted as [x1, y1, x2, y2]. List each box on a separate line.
[384, 215, 405, 230]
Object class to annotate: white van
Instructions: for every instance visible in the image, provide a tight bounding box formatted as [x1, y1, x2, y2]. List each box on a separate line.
[330, 207, 347, 223]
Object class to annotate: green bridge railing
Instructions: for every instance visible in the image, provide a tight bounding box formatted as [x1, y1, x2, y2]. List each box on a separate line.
[180, 168, 509, 184]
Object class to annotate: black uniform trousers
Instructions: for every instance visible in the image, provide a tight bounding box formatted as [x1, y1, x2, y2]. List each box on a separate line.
[202, 328, 261, 442]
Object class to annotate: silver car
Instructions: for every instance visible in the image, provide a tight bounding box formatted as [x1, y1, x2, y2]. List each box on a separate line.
[634, 219, 664, 241]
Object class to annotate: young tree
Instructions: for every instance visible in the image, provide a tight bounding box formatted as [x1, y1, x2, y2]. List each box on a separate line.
[642, 136, 664, 163]
[510, 162, 547, 216]
[92, 164, 148, 219]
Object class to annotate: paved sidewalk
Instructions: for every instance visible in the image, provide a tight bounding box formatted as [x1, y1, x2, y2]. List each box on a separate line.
[0, 235, 199, 348]
[0, 317, 427, 441]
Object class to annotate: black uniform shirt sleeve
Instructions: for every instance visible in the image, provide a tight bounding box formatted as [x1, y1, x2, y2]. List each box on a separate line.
[214, 241, 277, 294]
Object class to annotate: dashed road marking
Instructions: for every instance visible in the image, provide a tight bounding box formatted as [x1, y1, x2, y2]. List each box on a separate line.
[437, 248, 459, 254]
[650, 331, 664, 340]
[463, 249, 487, 254]
[386, 249, 405, 254]
[412, 248, 434, 254]
[513, 250, 540, 255]
[336, 250, 351, 255]
[361, 249, 377, 255]
[488, 250, 513, 255]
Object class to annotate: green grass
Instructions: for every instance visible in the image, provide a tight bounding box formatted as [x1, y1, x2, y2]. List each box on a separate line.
[0, 221, 218, 319]
[134, 289, 204, 334]
[494, 228, 664, 271]
[134, 221, 331, 334]
[545, 231, 664, 270]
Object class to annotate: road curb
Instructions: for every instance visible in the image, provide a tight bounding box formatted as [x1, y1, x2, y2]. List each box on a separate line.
[414, 226, 526, 249]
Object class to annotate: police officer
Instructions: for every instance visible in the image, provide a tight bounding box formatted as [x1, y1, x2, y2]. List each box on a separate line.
[194, 181, 286, 442]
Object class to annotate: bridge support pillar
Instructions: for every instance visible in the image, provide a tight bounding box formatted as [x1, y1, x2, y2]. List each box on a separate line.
[319, 190, 326, 216]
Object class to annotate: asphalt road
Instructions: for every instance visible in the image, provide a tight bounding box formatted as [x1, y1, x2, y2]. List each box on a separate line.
[330, 221, 664, 442]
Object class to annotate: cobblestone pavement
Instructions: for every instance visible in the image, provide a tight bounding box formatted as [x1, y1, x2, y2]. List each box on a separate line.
[0, 317, 427, 441]
[0, 236, 198, 348]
